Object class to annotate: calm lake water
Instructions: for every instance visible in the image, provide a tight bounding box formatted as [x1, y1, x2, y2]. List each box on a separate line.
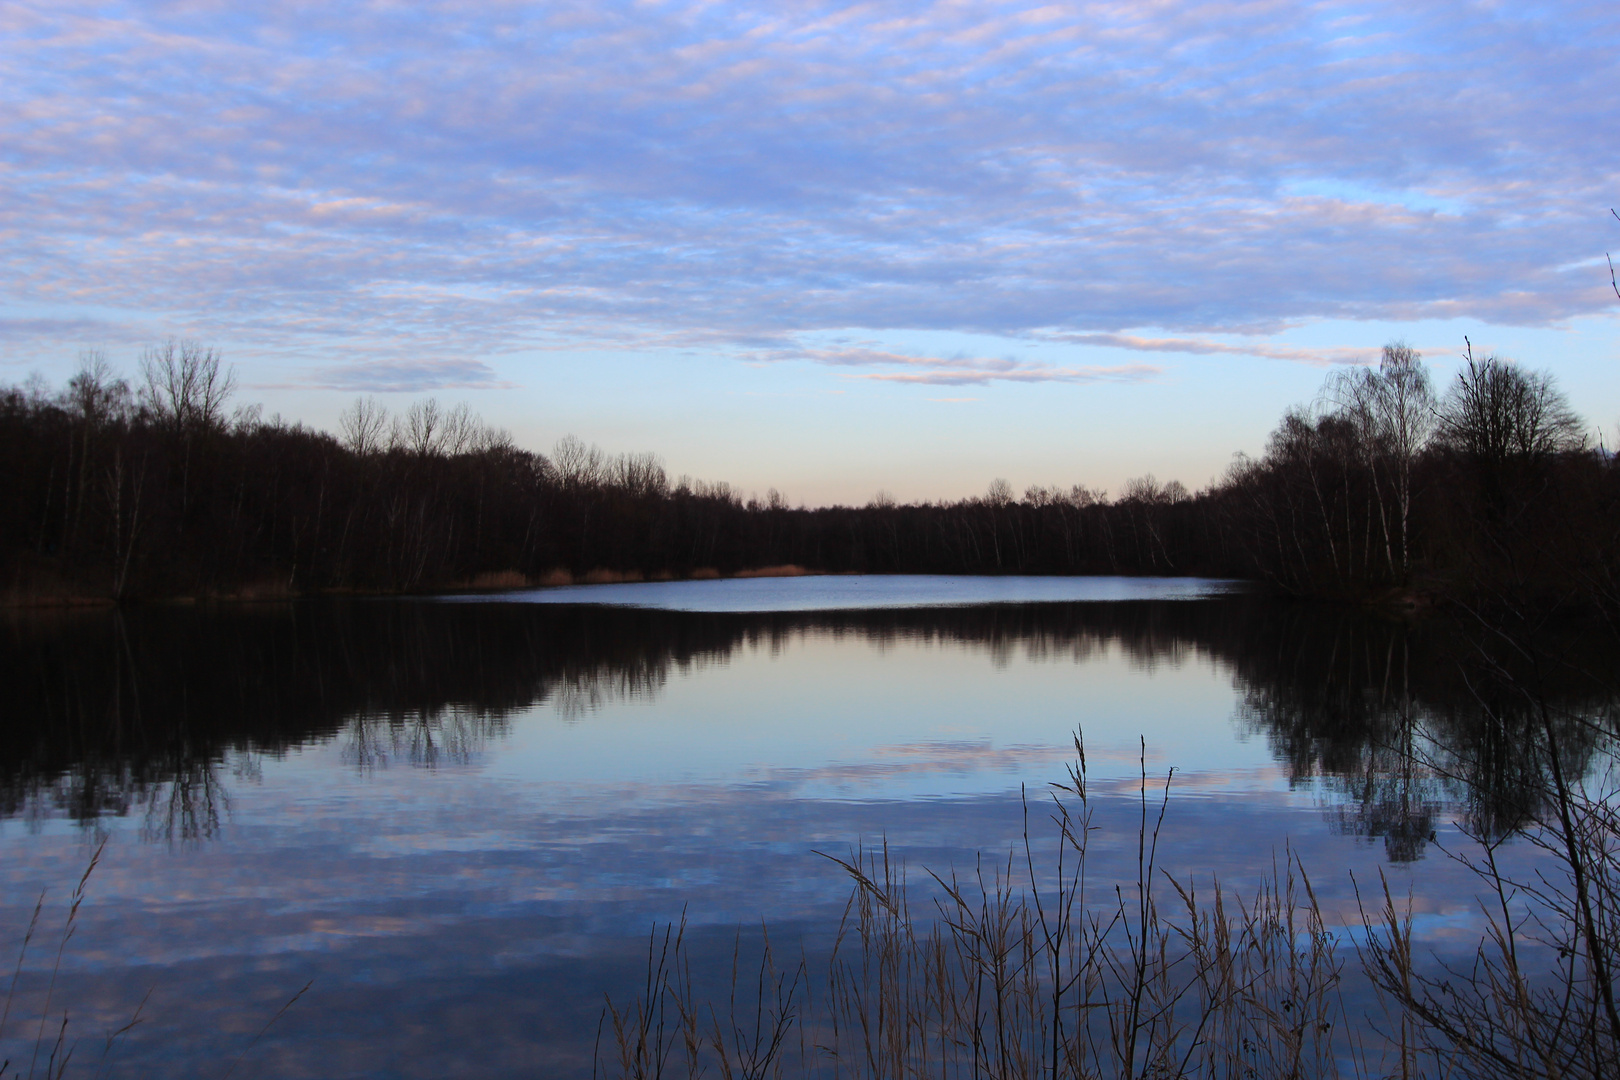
[456, 573, 1245, 611]
[1, 577, 1611, 1077]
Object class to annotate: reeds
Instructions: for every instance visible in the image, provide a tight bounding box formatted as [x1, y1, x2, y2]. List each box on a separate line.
[600, 728, 1619, 1079]
[1355, 743, 1620, 1079]
[600, 738, 1358, 1080]
[0, 839, 149, 1080]
[810, 739, 1353, 1080]
[596, 915, 805, 1080]
[1, 839, 308, 1080]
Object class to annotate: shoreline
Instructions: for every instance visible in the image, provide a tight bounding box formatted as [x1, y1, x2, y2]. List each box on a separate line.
[3, 563, 834, 609]
[0, 569, 1452, 617]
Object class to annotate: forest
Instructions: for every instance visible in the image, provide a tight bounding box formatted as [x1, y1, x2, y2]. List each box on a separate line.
[1, 339, 1615, 615]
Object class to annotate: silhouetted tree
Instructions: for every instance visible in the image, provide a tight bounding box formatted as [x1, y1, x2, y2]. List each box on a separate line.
[1438, 343, 1584, 468]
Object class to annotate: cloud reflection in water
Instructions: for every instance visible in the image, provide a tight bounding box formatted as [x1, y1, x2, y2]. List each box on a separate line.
[1, 592, 1614, 1076]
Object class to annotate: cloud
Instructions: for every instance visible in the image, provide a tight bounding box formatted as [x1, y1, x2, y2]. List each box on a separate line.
[0, 316, 137, 344]
[1041, 333, 1377, 367]
[290, 359, 515, 393]
[1, 1, 1617, 366]
[852, 364, 1160, 387]
[751, 345, 1161, 386]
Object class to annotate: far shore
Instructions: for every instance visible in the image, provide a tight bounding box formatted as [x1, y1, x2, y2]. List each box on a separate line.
[3, 563, 835, 610]
[3, 570, 1452, 620]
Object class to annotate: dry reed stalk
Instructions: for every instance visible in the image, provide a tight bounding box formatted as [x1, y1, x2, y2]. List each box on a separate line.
[597, 911, 805, 1080]
[601, 734, 1374, 1080]
[1356, 761, 1620, 1080]
[0, 839, 141, 1080]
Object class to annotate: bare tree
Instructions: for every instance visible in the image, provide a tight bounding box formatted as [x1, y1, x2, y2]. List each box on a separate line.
[1609, 208, 1619, 301]
[394, 398, 442, 456]
[138, 339, 235, 434]
[64, 350, 131, 428]
[1375, 342, 1435, 580]
[59, 350, 134, 551]
[552, 434, 607, 487]
[472, 423, 515, 455]
[867, 490, 896, 509]
[338, 397, 389, 456]
[613, 451, 668, 498]
[1067, 484, 1102, 508]
[439, 402, 478, 455]
[1438, 344, 1585, 467]
[229, 402, 263, 435]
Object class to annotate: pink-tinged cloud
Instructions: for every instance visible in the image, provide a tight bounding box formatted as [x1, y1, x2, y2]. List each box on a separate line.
[1, 1, 1617, 366]
[760, 345, 1160, 386]
[851, 364, 1160, 386]
[1044, 333, 1377, 368]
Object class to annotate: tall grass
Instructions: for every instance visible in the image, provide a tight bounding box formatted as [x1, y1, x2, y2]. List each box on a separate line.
[600, 739, 1357, 1080]
[599, 729, 1618, 1079]
[1356, 737, 1619, 1078]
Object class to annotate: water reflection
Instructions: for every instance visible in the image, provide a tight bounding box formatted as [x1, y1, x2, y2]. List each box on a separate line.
[5, 595, 1616, 859]
[5, 592, 1618, 1079]
[1224, 602, 1617, 858]
[342, 706, 507, 772]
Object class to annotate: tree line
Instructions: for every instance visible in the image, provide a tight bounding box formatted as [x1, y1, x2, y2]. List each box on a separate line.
[2, 338, 1614, 611]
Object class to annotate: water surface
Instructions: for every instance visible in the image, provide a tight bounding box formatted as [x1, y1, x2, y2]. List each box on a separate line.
[1, 577, 1610, 1077]
[453, 573, 1242, 611]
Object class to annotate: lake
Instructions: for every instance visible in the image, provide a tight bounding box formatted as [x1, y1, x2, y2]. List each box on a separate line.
[1, 577, 1608, 1077]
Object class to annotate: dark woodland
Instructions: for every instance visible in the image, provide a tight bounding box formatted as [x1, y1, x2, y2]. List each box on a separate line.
[2, 340, 1615, 614]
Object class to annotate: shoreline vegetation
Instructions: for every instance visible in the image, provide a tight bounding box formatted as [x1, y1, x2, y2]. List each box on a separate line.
[3, 561, 830, 609]
[596, 729, 1620, 1080]
[3, 340, 1615, 618]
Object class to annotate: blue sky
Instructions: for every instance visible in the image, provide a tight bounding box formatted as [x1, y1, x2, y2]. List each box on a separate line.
[2, 0, 1618, 504]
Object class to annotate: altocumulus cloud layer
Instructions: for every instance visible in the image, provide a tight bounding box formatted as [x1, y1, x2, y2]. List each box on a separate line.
[2, 1, 1617, 390]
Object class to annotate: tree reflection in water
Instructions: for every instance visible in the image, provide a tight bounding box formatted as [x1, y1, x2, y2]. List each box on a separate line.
[3, 596, 1615, 856]
[341, 706, 505, 772]
[142, 760, 228, 844]
[1225, 601, 1616, 860]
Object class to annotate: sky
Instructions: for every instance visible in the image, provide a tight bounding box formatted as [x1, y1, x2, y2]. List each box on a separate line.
[2, 0, 1618, 505]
